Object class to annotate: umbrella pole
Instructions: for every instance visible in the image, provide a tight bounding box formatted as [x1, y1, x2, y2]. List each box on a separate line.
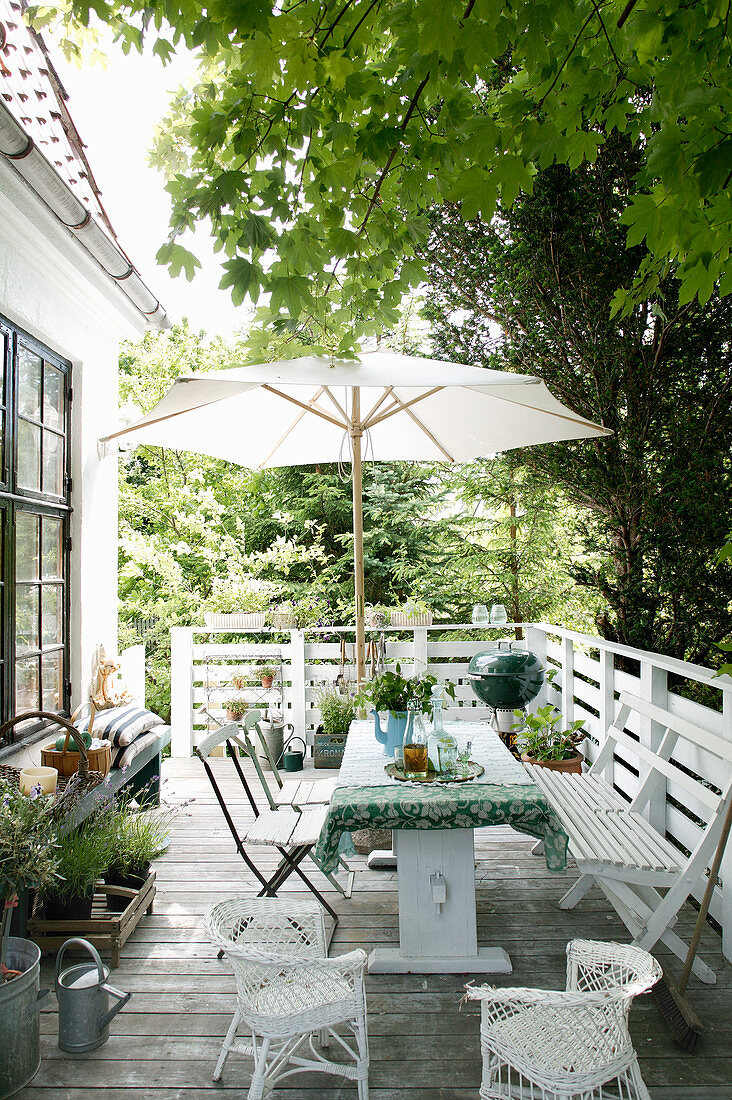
[350, 389, 366, 688]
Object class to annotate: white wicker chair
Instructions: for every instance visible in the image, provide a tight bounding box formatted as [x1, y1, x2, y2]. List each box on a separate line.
[466, 940, 661, 1100]
[204, 898, 370, 1099]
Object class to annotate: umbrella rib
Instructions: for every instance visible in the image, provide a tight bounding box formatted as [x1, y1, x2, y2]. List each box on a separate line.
[400, 402, 455, 462]
[321, 386, 350, 424]
[256, 386, 331, 469]
[366, 387, 443, 427]
[362, 386, 395, 425]
[261, 385, 348, 428]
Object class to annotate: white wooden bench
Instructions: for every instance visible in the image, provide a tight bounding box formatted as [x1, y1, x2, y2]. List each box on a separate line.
[525, 691, 732, 984]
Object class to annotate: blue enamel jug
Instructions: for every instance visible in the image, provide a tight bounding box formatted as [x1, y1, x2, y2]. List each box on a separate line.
[372, 709, 408, 757]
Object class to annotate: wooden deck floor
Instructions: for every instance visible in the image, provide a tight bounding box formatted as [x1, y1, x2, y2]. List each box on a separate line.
[23, 756, 732, 1100]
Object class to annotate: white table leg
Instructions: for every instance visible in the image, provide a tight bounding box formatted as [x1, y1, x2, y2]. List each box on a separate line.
[368, 828, 513, 974]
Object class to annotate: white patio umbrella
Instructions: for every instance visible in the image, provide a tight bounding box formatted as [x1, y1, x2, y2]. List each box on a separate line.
[101, 351, 611, 684]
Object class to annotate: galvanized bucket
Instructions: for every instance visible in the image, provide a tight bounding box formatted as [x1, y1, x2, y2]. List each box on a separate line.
[55, 938, 131, 1053]
[0, 937, 48, 1099]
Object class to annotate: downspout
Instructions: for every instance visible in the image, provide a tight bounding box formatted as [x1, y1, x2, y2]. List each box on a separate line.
[0, 96, 169, 329]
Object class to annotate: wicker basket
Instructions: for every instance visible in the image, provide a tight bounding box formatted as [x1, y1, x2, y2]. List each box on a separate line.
[41, 731, 111, 777]
[0, 712, 106, 809]
[390, 610, 433, 627]
[204, 612, 267, 630]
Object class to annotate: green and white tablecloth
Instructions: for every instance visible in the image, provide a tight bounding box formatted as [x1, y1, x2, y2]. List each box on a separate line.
[314, 720, 568, 874]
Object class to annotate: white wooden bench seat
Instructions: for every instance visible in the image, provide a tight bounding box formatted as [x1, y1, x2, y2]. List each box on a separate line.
[525, 691, 732, 985]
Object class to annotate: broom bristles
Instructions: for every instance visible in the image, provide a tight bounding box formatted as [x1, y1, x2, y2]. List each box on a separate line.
[651, 969, 704, 1054]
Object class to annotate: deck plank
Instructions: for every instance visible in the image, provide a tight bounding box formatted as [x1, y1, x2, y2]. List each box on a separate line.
[28, 755, 732, 1098]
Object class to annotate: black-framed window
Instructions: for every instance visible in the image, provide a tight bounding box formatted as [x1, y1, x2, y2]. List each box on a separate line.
[0, 314, 71, 747]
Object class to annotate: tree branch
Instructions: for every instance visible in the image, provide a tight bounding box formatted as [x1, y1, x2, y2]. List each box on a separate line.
[357, 72, 430, 233]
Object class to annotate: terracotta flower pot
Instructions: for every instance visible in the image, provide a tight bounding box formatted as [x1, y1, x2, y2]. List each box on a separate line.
[260, 675, 274, 689]
[521, 752, 583, 775]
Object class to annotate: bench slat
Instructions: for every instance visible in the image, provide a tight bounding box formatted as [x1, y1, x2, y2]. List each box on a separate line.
[606, 725, 720, 811]
[620, 691, 732, 764]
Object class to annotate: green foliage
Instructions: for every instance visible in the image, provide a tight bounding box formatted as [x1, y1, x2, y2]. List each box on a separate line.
[0, 784, 58, 904]
[225, 695, 249, 719]
[46, 817, 112, 901]
[425, 143, 732, 664]
[513, 705, 586, 762]
[35, 0, 732, 346]
[315, 683, 356, 737]
[356, 664, 455, 715]
[107, 796, 176, 877]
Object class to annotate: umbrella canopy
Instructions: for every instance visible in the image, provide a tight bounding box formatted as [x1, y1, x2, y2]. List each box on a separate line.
[103, 351, 611, 683]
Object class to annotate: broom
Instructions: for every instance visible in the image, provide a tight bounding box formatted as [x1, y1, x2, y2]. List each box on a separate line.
[651, 796, 732, 1052]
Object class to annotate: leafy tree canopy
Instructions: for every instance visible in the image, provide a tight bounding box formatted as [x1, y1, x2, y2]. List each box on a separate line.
[425, 138, 732, 665]
[32, 0, 732, 348]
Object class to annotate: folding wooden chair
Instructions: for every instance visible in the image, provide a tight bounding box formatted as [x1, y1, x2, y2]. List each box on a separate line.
[195, 723, 352, 935]
[243, 710, 340, 811]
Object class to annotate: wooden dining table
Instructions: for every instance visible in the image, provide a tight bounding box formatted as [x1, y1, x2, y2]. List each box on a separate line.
[314, 718, 568, 974]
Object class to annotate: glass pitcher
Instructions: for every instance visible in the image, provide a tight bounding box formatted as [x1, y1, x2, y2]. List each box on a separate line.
[403, 701, 429, 779]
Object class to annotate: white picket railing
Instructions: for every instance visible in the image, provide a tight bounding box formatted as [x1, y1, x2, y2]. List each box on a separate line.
[170, 620, 732, 959]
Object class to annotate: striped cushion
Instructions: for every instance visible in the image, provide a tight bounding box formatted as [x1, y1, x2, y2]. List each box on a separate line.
[76, 703, 164, 747]
[112, 728, 163, 770]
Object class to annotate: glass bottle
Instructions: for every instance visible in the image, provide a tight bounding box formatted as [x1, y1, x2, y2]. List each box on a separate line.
[432, 684, 458, 778]
[403, 701, 429, 779]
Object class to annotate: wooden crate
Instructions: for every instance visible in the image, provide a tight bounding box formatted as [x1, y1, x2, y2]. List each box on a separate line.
[29, 872, 156, 967]
[313, 731, 346, 768]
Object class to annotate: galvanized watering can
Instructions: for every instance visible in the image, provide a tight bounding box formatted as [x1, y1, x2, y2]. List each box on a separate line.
[55, 938, 131, 1053]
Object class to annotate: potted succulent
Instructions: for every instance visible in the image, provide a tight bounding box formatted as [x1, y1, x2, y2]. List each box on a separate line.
[356, 665, 454, 756]
[225, 695, 249, 722]
[259, 664, 277, 690]
[41, 818, 112, 921]
[103, 797, 175, 913]
[513, 704, 586, 774]
[0, 783, 59, 1098]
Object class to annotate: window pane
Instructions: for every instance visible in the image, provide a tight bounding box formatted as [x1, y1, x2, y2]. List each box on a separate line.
[41, 585, 62, 647]
[42, 430, 64, 496]
[16, 512, 39, 580]
[41, 651, 62, 711]
[16, 585, 39, 653]
[16, 657, 39, 711]
[43, 364, 64, 430]
[41, 517, 62, 579]
[18, 419, 41, 491]
[18, 347, 41, 420]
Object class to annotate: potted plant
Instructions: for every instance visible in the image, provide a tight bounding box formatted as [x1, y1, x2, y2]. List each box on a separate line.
[364, 605, 390, 629]
[259, 664, 277, 690]
[0, 783, 59, 1098]
[103, 797, 175, 913]
[41, 818, 112, 921]
[356, 665, 454, 756]
[225, 695, 249, 722]
[513, 704, 586, 774]
[230, 673, 248, 691]
[390, 598, 433, 627]
[269, 601, 298, 629]
[204, 579, 271, 630]
[314, 685, 356, 768]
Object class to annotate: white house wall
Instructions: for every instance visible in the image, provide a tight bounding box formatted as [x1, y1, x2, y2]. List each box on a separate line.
[0, 158, 149, 717]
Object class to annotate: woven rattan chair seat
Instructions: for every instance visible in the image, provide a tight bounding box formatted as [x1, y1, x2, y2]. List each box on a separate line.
[247, 967, 355, 1020]
[487, 1002, 629, 1079]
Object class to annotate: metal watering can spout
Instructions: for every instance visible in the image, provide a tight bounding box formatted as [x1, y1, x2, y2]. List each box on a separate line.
[55, 937, 132, 1053]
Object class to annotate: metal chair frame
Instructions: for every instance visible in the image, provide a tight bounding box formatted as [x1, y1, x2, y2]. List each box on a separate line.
[195, 721, 350, 928]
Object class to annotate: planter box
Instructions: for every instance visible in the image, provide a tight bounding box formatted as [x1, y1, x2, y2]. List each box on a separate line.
[390, 610, 433, 627]
[28, 872, 156, 967]
[314, 730, 347, 769]
[204, 612, 266, 630]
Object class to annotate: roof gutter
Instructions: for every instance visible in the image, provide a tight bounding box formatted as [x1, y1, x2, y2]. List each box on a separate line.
[0, 95, 170, 329]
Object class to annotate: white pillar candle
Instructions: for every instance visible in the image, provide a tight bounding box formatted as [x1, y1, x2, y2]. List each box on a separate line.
[19, 766, 58, 795]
